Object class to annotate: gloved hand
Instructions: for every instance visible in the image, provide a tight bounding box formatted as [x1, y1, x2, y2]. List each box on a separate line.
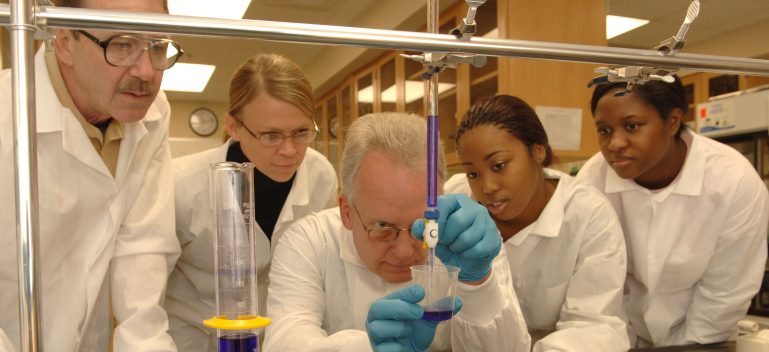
[366, 285, 462, 352]
[412, 193, 501, 283]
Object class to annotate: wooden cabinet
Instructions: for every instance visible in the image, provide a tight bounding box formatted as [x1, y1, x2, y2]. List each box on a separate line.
[314, 0, 499, 172]
[355, 70, 375, 117]
[324, 94, 339, 171]
[318, 0, 730, 168]
[497, 0, 605, 162]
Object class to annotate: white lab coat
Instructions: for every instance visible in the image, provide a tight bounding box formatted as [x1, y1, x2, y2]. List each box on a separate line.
[445, 169, 630, 351]
[577, 129, 769, 347]
[164, 141, 338, 352]
[264, 207, 531, 352]
[0, 49, 180, 352]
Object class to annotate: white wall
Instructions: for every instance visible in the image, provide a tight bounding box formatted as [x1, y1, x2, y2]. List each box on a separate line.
[168, 99, 229, 158]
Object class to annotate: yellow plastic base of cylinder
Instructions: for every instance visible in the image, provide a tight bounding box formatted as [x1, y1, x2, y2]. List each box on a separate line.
[203, 315, 272, 330]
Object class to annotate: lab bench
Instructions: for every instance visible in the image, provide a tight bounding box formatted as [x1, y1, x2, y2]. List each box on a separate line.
[630, 341, 734, 352]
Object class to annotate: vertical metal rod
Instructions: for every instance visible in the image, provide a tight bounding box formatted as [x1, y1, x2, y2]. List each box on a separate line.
[425, 0, 439, 210]
[10, 0, 43, 350]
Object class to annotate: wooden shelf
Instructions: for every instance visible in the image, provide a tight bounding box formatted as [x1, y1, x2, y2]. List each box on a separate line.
[471, 72, 498, 86]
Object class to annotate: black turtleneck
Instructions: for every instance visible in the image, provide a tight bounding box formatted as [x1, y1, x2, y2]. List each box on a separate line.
[226, 142, 295, 241]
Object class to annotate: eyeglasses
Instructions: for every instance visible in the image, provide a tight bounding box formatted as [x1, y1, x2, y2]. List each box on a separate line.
[352, 205, 412, 243]
[236, 119, 319, 146]
[76, 30, 184, 71]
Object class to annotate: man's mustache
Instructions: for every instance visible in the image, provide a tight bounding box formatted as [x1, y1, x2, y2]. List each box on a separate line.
[117, 79, 155, 96]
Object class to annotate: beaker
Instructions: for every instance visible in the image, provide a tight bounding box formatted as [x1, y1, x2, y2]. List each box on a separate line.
[411, 264, 460, 321]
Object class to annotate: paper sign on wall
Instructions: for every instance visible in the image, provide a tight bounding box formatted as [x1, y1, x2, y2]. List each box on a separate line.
[534, 106, 583, 151]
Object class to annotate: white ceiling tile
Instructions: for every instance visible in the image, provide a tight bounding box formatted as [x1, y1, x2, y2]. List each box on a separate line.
[170, 0, 769, 103]
[608, 0, 693, 21]
[609, 22, 676, 48]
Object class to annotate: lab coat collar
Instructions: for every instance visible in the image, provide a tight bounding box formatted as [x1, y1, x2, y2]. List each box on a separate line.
[670, 129, 704, 196]
[35, 48, 109, 176]
[289, 154, 312, 206]
[603, 129, 703, 197]
[508, 168, 566, 246]
[35, 47, 65, 133]
[338, 211, 368, 269]
[117, 115, 150, 181]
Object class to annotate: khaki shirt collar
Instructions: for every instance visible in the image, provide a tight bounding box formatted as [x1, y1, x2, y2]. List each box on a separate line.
[45, 50, 123, 176]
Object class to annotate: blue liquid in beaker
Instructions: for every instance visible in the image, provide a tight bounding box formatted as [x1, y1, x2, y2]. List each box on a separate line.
[218, 333, 257, 352]
[422, 309, 453, 321]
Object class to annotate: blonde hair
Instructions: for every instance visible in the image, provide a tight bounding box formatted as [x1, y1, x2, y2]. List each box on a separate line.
[341, 112, 446, 204]
[228, 53, 314, 121]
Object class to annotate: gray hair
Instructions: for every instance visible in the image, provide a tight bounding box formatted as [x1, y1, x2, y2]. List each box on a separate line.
[340, 112, 447, 203]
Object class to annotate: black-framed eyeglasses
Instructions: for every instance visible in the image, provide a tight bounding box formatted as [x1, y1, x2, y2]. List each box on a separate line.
[76, 30, 184, 71]
[352, 205, 411, 243]
[235, 119, 319, 147]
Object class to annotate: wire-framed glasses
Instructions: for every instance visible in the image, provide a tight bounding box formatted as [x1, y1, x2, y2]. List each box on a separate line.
[352, 205, 411, 243]
[236, 119, 320, 146]
[76, 30, 184, 71]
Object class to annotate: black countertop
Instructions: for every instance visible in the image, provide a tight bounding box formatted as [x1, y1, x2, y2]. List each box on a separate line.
[630, 341, 735, 352]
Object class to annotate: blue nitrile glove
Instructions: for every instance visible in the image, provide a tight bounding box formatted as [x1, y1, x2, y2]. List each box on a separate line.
[412, 194, 501, 283]
[366, 285, 462, 352]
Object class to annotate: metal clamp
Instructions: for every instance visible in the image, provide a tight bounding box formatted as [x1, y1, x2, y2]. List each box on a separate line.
[401, 51, 487, 79]
[655, 0, 700, 56]
[450, 0, 487, 40]
[587, 66, 675, 95]
[587, 0, 700, 94]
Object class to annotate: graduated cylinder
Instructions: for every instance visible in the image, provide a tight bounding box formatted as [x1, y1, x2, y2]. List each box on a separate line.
[204, 162, 271, 352]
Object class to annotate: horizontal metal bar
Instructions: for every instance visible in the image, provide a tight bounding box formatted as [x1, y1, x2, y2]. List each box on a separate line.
[1, 4, 769, 76]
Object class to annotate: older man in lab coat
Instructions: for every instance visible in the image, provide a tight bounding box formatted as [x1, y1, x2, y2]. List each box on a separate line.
[0, 0, 181, 351]
[264, 112, 531, 352]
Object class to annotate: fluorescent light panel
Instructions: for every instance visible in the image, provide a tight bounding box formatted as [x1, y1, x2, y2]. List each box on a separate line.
[606, 15, 649, 39]
[161, 63, 216, 93]
[168, 0, 251, 19]
[358, 81, 456, 104]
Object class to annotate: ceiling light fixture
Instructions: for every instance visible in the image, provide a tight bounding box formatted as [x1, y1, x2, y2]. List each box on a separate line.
[168, 0, 252, 19]
[161, 63, 216, 93]
[606, 15, 650, 40]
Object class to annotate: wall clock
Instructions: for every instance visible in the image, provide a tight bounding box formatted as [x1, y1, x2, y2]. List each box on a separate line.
[189, 108, 218, 137]
[328, 116, 339, 139]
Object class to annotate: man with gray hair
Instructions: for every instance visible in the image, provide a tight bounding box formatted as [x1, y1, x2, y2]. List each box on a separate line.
[265, 112, 530, 351]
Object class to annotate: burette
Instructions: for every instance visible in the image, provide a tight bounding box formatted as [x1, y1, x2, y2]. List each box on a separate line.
[423, 0, 441, 271]
[404, 0, 488, 271]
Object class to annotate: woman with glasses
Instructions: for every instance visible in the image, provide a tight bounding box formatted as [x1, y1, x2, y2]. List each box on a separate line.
[165, 53, 338, 352]
[445, 95, 630, 351]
